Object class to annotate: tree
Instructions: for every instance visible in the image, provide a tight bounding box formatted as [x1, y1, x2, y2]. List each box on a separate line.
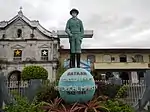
[21, 65, 48, 80]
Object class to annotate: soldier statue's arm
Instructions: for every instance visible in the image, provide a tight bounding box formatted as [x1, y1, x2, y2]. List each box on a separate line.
[80, 20, 84, 39]
[65, 20, 72, 37]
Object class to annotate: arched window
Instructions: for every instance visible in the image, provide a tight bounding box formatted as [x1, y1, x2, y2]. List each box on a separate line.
[2, 34, 5, 39]
[119, 54, 127, 62]
[8, 70, 21, 81]
[87, 55, 95, 63]
[8, 70, 21, 88]
[134, 55, 143, 62]
[103, 55, 111, 62]
[17, 29, 22, 38]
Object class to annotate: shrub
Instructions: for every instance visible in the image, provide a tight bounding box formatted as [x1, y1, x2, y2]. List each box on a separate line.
[115, 85, 128, 98]
[36, 82, 59, 103]
[40, 97, 62, 111]
[104, 99, 134, 112]
[95, 81, 121, 99]
[55, 65, 67, 85]
[4, 93, 44, 112]
[92, 71, 102, 80]
[41, 99, 80, 112]
[55, 103, 81, 112]
[21, 65, 48, 80]
[77, 98, 110, 112]
[56, 66, 66, 80]
[40, 97, 110, 112]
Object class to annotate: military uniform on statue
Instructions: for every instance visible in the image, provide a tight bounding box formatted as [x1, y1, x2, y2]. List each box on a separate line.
[65, 8, 84, 68]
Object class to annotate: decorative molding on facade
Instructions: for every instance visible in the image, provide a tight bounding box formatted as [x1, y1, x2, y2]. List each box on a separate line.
[38, 44, 51, 48]
[0, 10, 57, 39]
[11, 44, 25, 49]
[25, 57, 36, 61]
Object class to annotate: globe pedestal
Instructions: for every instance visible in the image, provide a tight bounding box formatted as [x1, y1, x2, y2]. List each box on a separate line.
[58, 68, 96, 103]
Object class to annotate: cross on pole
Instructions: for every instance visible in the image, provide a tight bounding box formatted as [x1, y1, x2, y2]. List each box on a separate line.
[57, 30, 93, 38]
[57, 30, 93, 68]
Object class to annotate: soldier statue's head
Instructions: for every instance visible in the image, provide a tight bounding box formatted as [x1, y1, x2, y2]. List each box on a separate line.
[70, 8, 79, 17]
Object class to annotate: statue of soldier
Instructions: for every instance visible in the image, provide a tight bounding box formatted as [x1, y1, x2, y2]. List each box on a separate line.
[65, 8, 84, 68]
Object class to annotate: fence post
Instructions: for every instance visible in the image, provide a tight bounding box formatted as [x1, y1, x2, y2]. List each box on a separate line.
[138, 99, 142, 111]
[147, 101, 150, 112]
[148, 106, 150, 111]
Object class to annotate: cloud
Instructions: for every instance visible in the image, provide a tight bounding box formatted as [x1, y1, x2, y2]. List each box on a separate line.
[1, 0, 150, 48]
[68, 0, 150, 48]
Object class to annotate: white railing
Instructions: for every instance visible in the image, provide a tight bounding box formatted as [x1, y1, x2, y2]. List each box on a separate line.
[122, 80, 146, 106]
[6, 81, 29, 88]
[5, 81, 29, 97]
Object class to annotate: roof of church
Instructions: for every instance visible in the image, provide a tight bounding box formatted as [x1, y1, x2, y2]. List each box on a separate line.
[0, 9, 57, 38]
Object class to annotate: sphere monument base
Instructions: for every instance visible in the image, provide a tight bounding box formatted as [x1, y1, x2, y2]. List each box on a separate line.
[58, 68, 96, 103]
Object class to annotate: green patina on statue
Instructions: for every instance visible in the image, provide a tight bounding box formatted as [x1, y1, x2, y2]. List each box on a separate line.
[65, 8, 84, 68]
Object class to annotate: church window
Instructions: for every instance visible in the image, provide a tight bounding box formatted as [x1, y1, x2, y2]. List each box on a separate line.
[17, 29, 22, 38]
[134, 54, 143, 62]
[103, 55, 111, 62]
[13, 49, 22, 61]
[119, 54, 127, 62]
[41, 49, 48, 61]
[2, 34, 5, 39]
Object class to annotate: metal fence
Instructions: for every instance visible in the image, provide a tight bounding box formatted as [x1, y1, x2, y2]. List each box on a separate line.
[5, 81, 29, 97]
[5, 79, 146, 107]
[122, 80, 146, 106]
[95, 79, 146, 107]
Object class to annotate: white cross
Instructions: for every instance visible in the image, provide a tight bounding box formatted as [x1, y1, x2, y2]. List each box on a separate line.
[20, 6, 22, 11]
[42, 50, 47, 56]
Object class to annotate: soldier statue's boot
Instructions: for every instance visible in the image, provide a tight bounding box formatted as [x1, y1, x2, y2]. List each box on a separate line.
[77, 53, 81, 68]
[70, 53, 75, 68]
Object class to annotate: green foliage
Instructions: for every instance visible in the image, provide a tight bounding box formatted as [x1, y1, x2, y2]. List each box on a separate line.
[40, 97, 109, 112]
[4, 93, 44, 112]
[55, 65, 66, 85]
[93, 75, 102, 80]
[36, 81, 59, 103]
[55, 103, 81, 112]
[40, 97, 63, 111]
[21, 65, 48, 80]
[95, 81, 121, 99]
[115, 85, 128, 98]
[36, 65, 65, 103]
[92, 71, 102, 80]
[56, 65, 66, 80]
[41, 98, 81, 112]
[104, 99, 134, 112]
[77, 98, 110, 112]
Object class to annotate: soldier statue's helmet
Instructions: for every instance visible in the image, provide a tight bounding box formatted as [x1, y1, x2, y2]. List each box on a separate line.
[70, 8, 79, 15]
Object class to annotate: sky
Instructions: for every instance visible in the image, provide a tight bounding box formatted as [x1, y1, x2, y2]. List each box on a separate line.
[1, 0, 150, 48]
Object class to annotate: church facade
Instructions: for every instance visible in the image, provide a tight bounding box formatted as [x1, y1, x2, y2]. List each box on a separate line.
[0, 10, 60, 81]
